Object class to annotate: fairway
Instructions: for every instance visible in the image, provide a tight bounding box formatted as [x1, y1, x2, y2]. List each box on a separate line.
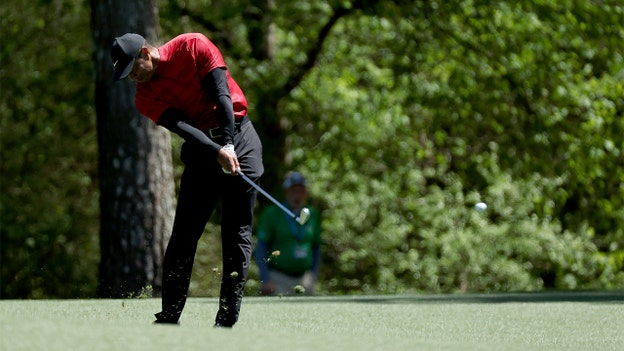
[1, 291, 622, 351]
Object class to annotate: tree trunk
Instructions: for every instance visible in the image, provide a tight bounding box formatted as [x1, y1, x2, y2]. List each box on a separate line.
[90, 0, 175, 298]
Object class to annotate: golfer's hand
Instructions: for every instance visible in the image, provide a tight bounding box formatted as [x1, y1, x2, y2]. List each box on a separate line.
[218, 144, 239, 175]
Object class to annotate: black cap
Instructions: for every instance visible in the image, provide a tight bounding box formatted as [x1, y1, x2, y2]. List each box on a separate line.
[111, 33, 145, 81]
[283, 171, 307, 189]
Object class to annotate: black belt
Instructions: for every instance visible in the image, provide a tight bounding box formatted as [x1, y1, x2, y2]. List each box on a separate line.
[206, 116, 249, 139]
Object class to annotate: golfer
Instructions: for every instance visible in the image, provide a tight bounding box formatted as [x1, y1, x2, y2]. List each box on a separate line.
[111, 33, 263, 327]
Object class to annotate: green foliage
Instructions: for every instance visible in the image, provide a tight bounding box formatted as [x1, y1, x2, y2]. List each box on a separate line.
[283, 1, 623, 293]
[2, 0, 622, 298]
[0, 0, 99, 298]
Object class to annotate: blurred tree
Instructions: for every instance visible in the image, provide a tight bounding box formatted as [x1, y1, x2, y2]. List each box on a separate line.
[157, 0, 623, 294]
[90, 0, 175, 298]
[284, 0, 623, 292]
[0, 0, 99, 298]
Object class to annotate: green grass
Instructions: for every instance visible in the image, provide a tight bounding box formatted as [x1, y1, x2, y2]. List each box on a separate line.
[1, 291, 622, 351]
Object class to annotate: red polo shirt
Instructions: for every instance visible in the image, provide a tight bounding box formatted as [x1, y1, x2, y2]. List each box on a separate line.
[135, 33, 248, 130]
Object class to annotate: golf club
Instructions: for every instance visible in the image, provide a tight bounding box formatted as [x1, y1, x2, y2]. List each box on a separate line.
[236, 169, 310, 225]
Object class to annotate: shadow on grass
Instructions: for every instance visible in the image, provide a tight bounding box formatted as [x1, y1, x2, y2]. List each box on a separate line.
[261, 290, 624, 305]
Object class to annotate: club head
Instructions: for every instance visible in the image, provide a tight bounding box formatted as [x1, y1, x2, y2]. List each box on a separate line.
[296, 207, 311, 225]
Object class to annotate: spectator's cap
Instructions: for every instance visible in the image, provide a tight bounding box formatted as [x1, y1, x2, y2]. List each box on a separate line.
[111, 33, 145, 81]
[283, 171, 307, 189]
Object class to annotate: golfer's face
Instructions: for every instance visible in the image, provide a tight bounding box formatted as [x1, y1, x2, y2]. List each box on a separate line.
[129, 50, 154, 83]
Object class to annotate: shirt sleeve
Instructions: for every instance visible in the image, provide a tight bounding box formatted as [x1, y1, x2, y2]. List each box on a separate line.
[191, 35, 227, 78]
[201, 68, 234, 145]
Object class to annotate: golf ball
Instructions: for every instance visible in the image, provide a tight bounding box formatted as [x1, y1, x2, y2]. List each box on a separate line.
[475, 202, 487, 211]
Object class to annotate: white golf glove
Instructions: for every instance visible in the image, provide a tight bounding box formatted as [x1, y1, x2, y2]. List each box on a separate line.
[221, 144, 236, 174]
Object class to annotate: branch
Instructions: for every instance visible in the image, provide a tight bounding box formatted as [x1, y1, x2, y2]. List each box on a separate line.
[166, 1, 233, 51]
[281, 4, 355, 96]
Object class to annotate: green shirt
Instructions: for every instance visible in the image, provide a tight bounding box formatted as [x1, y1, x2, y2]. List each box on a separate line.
[256, 204, 322, 275]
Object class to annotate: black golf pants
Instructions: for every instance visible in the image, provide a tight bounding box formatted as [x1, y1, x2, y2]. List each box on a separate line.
[156, 121, 263, 326]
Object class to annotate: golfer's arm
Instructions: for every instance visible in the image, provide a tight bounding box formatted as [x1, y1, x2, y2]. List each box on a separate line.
[201, 67, 235, 145]
[157, 108, 222, 156]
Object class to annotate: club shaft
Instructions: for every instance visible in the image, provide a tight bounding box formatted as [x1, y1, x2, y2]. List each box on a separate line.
[238, 172, 298, 220]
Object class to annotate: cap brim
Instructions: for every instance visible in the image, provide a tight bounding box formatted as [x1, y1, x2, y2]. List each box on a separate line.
[112, 57, 136, 81]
